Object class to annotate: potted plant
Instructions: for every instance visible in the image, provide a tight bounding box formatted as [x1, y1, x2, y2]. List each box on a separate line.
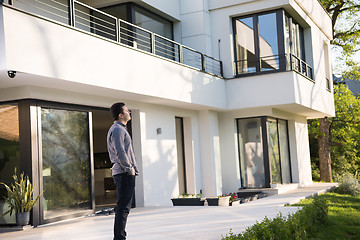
[206, 195, 230, 206]
[0, 169, 43, 226]
[220, 192, 241, 206]
[171, 193, 204, 206]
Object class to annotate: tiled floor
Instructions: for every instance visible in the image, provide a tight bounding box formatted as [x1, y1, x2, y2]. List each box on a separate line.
[0, 183, 337, 240]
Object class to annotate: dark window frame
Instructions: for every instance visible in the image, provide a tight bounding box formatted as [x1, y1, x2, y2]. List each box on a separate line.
[233, 9, 306, 78]
[100, 2, 174, 40]
[236, 116, 292, 188]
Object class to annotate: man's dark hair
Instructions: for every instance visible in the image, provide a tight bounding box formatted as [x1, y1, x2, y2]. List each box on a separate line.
[110, 102, 125, 120]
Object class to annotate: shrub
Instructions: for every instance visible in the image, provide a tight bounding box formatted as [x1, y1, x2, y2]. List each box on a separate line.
[335, 173, 360, 196]
[221, 196, 328, 240]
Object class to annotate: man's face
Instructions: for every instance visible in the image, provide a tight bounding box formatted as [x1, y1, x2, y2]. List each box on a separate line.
[120, 106, 131, 122]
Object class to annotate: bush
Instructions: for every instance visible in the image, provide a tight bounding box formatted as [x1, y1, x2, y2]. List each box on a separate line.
[335, 173, 360, 196]
[221, 197, 328, 240]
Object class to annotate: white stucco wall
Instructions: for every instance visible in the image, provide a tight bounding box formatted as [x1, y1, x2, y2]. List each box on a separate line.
[1, 6, 227, 110]
[287, 117, 313, 186]
[136, 103, 203, 206]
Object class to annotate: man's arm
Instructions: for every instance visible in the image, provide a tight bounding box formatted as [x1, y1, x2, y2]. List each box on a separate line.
[112, 127, 135, 174]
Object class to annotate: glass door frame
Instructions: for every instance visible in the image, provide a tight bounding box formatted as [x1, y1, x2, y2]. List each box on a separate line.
[34, 101, 98, 225]
[237, 116, 292, 188]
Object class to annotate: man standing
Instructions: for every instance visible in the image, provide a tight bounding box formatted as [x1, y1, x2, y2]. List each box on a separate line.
[107, 102, 138, 240]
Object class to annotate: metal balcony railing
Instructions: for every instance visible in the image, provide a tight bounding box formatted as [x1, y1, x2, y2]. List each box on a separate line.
[4, 0, 223, 78]
[234, 54, 314, 80]
[287, 54, 313, 80]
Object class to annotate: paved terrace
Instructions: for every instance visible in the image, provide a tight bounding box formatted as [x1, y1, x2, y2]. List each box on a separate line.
[0, 183, 337, 240]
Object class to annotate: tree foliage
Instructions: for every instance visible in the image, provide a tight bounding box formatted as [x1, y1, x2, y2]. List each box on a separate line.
[320, 0, 360, 79]
[309, 85, 360, 180]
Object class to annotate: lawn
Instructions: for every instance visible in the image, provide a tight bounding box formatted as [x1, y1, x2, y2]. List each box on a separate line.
[294, 193, 360, 239]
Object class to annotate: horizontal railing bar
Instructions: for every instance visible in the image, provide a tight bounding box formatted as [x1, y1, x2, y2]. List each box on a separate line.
[155, 51, 179, 60]
[74, 16, 116, 34]
[119, 26, 152, 41]
[119, 37, 152, 51]
[37, 0, 68, 9]
[74, 9, 116, 28]
[74, 0, 117, 21]
[154, 39, 179, 51]
[120, 29, 151, 42]
[34, 0, 68, 14]
[119, 32, 151, 46]
[15, 0, 68, 20]
[154, 33, 180, 46]
[155, 42, 179, 54]
[119, 18, 153, 35]
[75, 20, 116, 38]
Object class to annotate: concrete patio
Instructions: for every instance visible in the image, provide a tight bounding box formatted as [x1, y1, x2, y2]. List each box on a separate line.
[0, 183, 337, 240]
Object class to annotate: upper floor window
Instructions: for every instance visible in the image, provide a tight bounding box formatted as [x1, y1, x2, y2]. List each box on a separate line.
[101, 3, 173, 40]
[233, 10, 312, 79]
[284, 14, 305, 60]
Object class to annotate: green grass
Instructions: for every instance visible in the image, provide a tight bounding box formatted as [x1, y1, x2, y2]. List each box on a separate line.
[293, 193, 360, 239]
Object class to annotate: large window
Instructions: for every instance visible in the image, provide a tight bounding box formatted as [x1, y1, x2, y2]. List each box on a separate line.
[237, 117, 291, 188]
[237, 118, 266, 188]
[101, 3, 173, 40]
[0, 104, 20, 224]
[233, 10, 308, 77]
[41, 108, 91, 220]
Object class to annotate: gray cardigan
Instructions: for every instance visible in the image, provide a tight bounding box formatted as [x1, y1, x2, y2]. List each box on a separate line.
[107, 121, 138, 176]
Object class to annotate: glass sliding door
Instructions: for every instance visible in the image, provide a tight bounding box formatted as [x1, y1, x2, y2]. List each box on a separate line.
[267, 118, 282, 184]
[237, 117, 292, 188]
[175, 117, 187, 194]
[41, 108, 91, 220]
[237, 118, 265, 188]
[0, 104, 20, 224]
[278, 120, 291, 183]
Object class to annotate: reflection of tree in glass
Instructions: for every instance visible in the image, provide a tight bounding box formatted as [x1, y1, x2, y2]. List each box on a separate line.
[268, 120, 281, 183]
[41, 108, 91, 211]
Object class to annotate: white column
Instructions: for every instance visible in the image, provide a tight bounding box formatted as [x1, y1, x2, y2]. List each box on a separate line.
[288, 117, 313, 187]
[198, 110, 222, 197]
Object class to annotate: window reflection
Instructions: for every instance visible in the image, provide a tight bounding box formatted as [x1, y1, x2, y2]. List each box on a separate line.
[0, 104, 20, 224]
[41, 108, 91, 220]
[267, 119, 282, 184]
[235, 17, 256, 74]
[258, 13, 279, 71]
[237, 118, 265, 188]
[278, 120, 291, 183]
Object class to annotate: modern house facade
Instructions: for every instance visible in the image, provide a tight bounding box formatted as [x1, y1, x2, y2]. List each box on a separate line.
[0, 0, 334, 226]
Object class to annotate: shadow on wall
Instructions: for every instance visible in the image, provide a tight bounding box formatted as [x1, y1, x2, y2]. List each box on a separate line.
[142, 138, 178, 206]
[141, 110, 179, 206]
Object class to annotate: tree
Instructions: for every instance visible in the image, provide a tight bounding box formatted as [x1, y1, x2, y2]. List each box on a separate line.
[309, 85, 360, 180]
[313, 0, 360, 182]
[331, 85, 360, 178]
[321, 0, 360, 80]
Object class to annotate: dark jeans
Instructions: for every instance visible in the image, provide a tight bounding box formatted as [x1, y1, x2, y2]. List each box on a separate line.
[113, 173, 136, 240]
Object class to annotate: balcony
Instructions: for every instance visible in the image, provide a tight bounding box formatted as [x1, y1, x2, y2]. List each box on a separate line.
[3, 0, 222, 78]
[234, 54, 313, 81]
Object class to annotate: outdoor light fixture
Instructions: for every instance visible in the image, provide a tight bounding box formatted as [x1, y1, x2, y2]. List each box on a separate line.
[7, 70, 16, 78]
[156, 128, 162, 135]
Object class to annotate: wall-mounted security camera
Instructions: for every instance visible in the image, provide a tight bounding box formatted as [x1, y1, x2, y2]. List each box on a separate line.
[7, 70, 16, 78]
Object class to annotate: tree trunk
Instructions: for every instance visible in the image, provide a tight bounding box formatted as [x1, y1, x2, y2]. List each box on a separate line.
[318, 117, 332, 182]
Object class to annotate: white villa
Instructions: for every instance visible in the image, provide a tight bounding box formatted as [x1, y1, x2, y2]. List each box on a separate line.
[0, 0, 334, 226]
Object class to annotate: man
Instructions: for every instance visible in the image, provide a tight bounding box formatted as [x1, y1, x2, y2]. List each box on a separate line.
[107, 102, 138, 240]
